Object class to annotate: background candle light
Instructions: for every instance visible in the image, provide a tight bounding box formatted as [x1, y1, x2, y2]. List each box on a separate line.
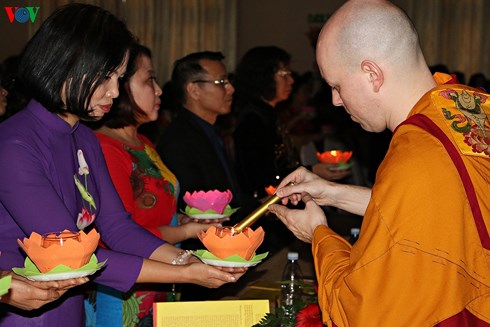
[316, 150, 353, 164]
[265, 185, 277, 196]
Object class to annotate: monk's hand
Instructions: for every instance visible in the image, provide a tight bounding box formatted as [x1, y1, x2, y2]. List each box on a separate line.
[269, 194, 328, 243]
[275, 166, 341, 207]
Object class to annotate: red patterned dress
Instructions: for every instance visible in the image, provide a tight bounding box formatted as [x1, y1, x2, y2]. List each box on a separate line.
[88, 132, 179, 326]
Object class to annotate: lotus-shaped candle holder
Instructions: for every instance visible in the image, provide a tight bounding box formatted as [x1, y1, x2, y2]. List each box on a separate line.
[17, 229, 100, 273]
[316, 150, 353, 164]
[197, 226, 264, 260]
[183, 189, 233, 214]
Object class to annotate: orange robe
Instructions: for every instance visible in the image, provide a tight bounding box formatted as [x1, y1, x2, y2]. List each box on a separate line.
[312, 75, 490, 326]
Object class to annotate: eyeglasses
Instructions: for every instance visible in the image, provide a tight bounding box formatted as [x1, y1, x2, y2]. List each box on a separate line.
[276, 70, 293, 78]
[191, 78, 231, 88]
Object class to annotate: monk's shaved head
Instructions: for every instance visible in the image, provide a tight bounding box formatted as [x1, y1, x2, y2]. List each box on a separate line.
[318, 0, 421, 73]
[314, 0, 436, 132]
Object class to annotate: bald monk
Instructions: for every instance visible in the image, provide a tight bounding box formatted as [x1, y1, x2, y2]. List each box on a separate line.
[269, 0, 490, 326]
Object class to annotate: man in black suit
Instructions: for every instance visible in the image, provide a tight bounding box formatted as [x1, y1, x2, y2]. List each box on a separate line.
[157, 51, 252, 225]
[157, 51, 260, 301]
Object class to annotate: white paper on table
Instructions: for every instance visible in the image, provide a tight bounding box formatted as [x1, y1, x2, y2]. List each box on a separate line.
[153, 299, 270, 327]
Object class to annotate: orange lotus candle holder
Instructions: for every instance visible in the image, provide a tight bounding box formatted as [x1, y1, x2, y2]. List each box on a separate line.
[198, 226, 264, 260]
[316, 150, 353, 164]
[17, 229, 100, 273]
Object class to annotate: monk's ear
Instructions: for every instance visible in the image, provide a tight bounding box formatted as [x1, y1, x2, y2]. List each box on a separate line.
[186, 82, 201, 101]
[361, 60, 383, 92]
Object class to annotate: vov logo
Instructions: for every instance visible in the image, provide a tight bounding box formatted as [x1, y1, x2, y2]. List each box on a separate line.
[4, 6, 40, 23]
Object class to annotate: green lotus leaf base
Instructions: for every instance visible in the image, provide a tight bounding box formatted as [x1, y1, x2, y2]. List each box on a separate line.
[184, 205, 239, 217]
[337, 162, 352, 169]
[12, 254, 106, 277]
[193, 249, 268, 263]
[0, 275, 12, 297]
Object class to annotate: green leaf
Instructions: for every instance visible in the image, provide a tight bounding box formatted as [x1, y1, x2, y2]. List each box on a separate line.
[252, 299, 308, 326]
[193, 249, 268, 263]
[12, 254, 106, 277]
[73, 175, 97, 210]
[0, 275, 12, 296]
[183, 205, 239, 217]
[252, 313, 281, 327]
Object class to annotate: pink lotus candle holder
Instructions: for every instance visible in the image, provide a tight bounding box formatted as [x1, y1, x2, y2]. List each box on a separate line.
[183, 189, 233, 214]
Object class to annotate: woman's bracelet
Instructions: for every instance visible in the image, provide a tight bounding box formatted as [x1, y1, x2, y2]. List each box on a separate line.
[171, 250, 192, 265]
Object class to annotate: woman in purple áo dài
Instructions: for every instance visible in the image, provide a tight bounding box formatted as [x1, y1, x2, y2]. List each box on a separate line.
[0, 4, 245, 326]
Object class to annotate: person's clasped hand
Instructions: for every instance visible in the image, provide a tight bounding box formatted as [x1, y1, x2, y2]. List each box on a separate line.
[0, 272, 88, 311]
[181, 221, 224, 239]
[183, 258, 247, 288]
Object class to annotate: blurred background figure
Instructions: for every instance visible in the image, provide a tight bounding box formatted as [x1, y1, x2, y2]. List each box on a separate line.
[0, 82, 7, 120]
[276, 70, 320, 150]
[233, 46, 349, 201]
[232, 45, 297, 200]
[0, 56, 29, 122]
[468, 72, 488, 91]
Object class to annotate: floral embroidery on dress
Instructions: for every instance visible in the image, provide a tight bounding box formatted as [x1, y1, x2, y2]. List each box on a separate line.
[74, 149, 96, 229]
[122, 292, 146, 326]
[439, 89, 490, 157]
[125, 145, 176, 209]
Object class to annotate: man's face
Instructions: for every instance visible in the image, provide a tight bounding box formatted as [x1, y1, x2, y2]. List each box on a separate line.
[316, 34, 385, 132]
[193, 59, 234, 118]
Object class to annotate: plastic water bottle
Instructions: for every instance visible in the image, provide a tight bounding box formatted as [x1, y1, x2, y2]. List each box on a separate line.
[280, 251, 304, 326]
[349, 227, 360, 245]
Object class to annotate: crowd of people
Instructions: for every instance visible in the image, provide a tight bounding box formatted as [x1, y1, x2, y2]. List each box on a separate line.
[0, 0, 489, 326]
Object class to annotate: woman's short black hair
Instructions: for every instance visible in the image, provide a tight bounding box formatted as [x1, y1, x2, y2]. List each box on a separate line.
[98, 43, 152, 129]
[234, 46, 291, 103]
[171, 51, 225, 106]
[17, 3, 134, 120]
